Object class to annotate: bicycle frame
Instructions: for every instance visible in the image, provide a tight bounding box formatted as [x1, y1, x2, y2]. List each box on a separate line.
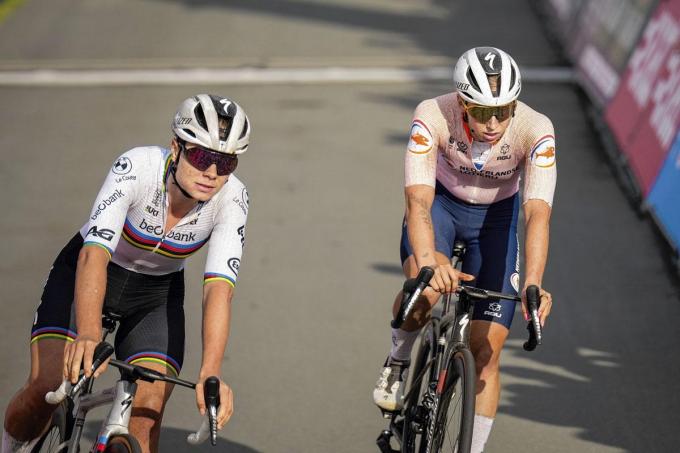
[69, 379, 137, 453]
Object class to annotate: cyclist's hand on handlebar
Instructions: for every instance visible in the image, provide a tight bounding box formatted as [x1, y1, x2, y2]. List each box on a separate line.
[196, 377, 234, 430]
[428, 263, 475, 294]
[521, 285, 553, 327]
[63, 335, 108, 383]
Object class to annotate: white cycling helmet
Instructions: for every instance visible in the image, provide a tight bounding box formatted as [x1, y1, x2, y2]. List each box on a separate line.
[172, 94, 251, 155]
[453, 47, 521, 106]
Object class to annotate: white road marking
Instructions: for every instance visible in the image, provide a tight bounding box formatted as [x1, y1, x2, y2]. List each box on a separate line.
[0, 66, 575, 87]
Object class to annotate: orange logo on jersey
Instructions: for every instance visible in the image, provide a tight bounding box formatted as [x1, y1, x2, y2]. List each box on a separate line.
[537, 147, 555, 159]
[535, 146, 556, 168]
[410, 132, 430, 146]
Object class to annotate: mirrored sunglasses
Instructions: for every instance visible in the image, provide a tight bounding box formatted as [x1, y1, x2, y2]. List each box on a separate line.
[179, 143, 238, 176]
[464, 102, 515, 123]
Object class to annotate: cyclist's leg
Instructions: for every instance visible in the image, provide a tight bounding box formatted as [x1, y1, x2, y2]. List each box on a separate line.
[3, 234, 81, 446]
[3, 340, 70, 446]
[373, 190, 455, 411]
[462, 194, 519, 452]
[113, 275, 185, 453]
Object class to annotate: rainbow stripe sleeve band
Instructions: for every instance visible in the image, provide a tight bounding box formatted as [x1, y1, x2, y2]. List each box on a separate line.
[82, 241, 113, 258]
[203, 273, 235, 287]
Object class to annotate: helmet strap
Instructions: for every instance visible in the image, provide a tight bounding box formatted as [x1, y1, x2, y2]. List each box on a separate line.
[169, 154, 195, 200]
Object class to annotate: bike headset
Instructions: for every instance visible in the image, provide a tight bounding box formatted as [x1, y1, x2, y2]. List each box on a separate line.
[453, 47, 521, 128]
[169, 94, 251, 199]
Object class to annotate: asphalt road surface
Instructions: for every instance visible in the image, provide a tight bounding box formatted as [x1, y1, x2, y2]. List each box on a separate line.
[1, 1, 679, 452]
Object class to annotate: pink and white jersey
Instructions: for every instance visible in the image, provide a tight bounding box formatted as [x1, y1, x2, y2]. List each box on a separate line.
[404, 93, 557, 206]
[78, 146, 248, 287]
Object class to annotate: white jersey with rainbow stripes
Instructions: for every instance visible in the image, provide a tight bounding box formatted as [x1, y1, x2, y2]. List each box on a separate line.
[404, 94, 557, 206]
[79, 146, 248, 286]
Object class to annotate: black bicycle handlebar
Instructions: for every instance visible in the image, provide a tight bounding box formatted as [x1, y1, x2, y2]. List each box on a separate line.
[391, 266, 435, 329]
[204, 376, 221, 446]
[71, 342, 115, 394]
[392, 278, 543, 352]
[523, 285, 542, 351]
[108, 359, 196, 388]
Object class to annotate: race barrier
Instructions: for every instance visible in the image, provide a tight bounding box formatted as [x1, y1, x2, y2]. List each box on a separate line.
[542, 0, 680, 262]
[648, 132, 680, 252]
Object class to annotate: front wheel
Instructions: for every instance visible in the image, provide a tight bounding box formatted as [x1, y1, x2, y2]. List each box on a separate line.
[103, 434, 143, 453]
[431, 348, 476, 453]
[31, 398, 74, 453]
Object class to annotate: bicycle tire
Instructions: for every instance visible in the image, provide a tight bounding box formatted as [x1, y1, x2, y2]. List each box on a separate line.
[401, 327, 433, 453]
[103, 434, 143, 453]
[431, 348, 476, 453]
[31, 398, 74, 453]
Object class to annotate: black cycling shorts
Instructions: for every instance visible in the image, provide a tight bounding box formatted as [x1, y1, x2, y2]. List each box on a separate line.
[31, 233, 186, 376]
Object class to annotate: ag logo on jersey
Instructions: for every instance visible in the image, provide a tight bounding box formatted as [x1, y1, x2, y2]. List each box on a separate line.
[407, 120, 433, 154]
[530, 136, 556, 168]
[112, 156, 132, 175]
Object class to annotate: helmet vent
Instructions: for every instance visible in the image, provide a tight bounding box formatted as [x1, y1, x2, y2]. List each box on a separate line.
[466, 67, 481, 93]
[509, 67, 516, 93]
[239, 117, 249, 140]
[194, 104, 208, 130]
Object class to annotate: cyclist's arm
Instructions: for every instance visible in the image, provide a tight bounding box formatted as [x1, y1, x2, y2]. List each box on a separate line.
[198, 280, 233, 382]
[65, 149, 143, 382]
[521, 117, 556, 323]
[64, 245, 111, 382]
[196, 182, 247, 427]
[405, 184, 437, 269]
[522, 199, 551, 287]
[74, 245, 110, 343]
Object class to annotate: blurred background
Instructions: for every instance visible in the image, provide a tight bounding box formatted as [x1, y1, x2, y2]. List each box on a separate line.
[1, 0, 679, 452]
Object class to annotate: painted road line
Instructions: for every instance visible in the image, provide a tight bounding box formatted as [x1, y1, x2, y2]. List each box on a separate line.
[0, 66, 575, 86]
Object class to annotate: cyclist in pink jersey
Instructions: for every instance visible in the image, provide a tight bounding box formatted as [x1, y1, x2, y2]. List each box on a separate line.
[3, 94, 251, 453]
[373, 47, 556, 452]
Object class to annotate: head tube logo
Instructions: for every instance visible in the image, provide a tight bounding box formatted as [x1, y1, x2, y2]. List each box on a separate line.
[228, 257, 241, 275]
[112, 156, 132, 175]
[531, 136, 556, 168]
[407, 120, 433, 154]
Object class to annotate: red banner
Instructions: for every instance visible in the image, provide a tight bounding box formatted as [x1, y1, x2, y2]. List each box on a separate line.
[605, 0, 680, 196]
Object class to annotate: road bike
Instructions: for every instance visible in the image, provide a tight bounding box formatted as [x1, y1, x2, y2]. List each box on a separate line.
[377, 241, 543, 453]
[31, 311, 221, 453]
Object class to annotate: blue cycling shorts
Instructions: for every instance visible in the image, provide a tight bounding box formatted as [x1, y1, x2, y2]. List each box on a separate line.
[400, 182, 520, 329]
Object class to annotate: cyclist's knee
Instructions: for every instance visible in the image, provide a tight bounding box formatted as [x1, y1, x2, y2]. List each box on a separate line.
[471, 344, 500, 377]
[133, 386, 169, 415]
[469, 322, 507, 376]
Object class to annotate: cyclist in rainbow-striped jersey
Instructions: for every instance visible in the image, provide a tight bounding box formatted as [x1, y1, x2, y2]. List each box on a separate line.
[3, 94, 251, 453]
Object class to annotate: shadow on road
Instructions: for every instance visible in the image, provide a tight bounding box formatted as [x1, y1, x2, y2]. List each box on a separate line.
[81, 420, 262, 452]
